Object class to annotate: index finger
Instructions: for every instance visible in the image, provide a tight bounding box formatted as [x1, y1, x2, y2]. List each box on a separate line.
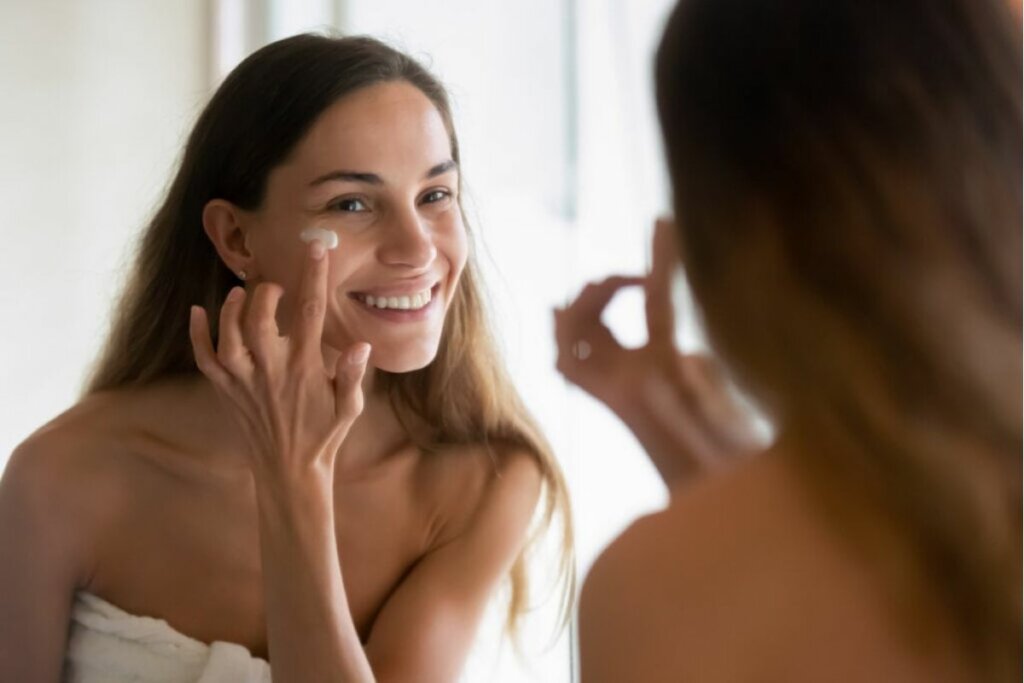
[292, 237, 330, 358]
[563, 275, 645, 326]
[646, 218, 679, 343]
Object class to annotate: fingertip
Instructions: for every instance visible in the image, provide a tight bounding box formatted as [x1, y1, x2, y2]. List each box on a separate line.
[347, 342, 372, 366]
[310, 239, 326, 261]
[190, 305, 205, 329]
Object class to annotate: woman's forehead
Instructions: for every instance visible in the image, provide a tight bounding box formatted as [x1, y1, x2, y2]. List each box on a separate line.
[292, 82, 451, 171]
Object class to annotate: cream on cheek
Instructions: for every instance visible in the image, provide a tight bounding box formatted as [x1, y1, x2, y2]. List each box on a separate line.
[299, 227, 340, 250]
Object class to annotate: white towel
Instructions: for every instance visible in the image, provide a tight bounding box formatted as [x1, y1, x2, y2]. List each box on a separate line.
[63, 592, 271, 682]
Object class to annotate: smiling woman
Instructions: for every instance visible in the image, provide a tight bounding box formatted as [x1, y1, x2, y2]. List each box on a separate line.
[200, 77, 469, 375]
[0, 34, 572, 682]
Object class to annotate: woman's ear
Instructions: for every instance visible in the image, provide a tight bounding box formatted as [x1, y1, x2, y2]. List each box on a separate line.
[202, 199, 256, 280]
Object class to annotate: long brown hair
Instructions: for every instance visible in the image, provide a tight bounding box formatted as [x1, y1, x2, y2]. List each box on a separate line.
[656, 0, 1020, 678]
[83, 33, 574, 636]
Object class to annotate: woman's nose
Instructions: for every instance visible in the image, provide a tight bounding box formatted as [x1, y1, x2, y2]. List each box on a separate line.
[377, 206, 437, 269]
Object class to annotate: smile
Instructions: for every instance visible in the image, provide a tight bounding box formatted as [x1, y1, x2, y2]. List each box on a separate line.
[355, 286, 433, 311]
[348, 282, 441, 321]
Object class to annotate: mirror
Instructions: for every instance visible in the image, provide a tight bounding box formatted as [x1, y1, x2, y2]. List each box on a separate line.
[0, 1, 689, 680]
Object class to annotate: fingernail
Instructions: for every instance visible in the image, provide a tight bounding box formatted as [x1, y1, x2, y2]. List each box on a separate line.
[226, 287, 244, 302]
[348, 343, 371, 365]
[310, 239, 326, 260]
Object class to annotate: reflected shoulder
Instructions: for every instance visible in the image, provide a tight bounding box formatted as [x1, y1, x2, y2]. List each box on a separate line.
[416, 442, 543, 549]
[2, 393, 133, 558]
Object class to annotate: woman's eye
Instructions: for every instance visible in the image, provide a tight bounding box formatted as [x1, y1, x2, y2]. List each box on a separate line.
[330, 197, 368, 212]
[422, 189, 451, 205]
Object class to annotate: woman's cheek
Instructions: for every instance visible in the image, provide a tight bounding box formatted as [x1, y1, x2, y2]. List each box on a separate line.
[443, 214, 470, 273]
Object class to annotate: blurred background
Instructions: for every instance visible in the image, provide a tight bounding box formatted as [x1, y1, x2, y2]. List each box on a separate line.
[0, 0, 707, 680]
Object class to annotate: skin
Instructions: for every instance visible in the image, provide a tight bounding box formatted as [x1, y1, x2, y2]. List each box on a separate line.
[558, 224, 975, 681]
[578, 450, 975, 682]
[0, 81, 541, 682]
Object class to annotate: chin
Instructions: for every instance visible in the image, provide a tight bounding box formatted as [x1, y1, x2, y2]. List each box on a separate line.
[368, 341, 440, 374]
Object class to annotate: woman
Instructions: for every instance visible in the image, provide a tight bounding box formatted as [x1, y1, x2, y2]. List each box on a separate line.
[0, 35, 572, 682]
[561, 0, 1021, 680]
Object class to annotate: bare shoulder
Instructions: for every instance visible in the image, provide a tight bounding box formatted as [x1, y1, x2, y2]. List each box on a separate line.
[356, 445, 545, 678]
[6, 379, 225, 506]
[579, 453, 972, 682]
[2, 392, 132, 569]
[8, 390, 133, 478]
[579, 455, 787, 682]
[414, 442, 543, 549]
[0, 388, 201, 679]
[0, 391, 134, 677]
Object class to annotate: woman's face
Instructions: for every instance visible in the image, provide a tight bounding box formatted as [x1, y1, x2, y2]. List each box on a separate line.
[243, 80, 467, 373]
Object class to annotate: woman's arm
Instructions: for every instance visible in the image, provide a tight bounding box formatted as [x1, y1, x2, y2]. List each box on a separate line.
[0, 435, 94, 683]
[361, 451, 540, 681]
[190, 238, 376, 682]
[254, 469, 373, 682]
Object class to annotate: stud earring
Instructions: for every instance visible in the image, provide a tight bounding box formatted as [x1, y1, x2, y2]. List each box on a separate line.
[237, 270, 247, 281]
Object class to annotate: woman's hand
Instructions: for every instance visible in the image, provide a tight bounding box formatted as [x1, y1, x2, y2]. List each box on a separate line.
[190, 241, 377, 682]
[554, 219, 764, 486]
[188, 239, 371, 485]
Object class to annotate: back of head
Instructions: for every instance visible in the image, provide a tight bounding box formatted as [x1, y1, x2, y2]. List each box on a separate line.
[656, 0, 1021, 678]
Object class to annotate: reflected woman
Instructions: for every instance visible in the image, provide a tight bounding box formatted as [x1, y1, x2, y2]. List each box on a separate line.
[0, 35, 572, 682]
[562, 0, 1021, 681]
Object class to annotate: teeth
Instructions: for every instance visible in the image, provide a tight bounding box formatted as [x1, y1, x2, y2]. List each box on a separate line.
[359, 287, 433, 311]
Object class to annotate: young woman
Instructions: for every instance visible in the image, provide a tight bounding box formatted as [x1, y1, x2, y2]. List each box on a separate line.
[0, 35, 572, 682]
[561, 0, 1021, 680]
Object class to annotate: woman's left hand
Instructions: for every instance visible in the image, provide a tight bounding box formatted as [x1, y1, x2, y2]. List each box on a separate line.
[554, 219, 764, 485]
[189, 240, 378, 683]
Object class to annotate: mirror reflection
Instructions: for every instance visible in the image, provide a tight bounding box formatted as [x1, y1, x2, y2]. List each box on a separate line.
[1, 2, 676, 680]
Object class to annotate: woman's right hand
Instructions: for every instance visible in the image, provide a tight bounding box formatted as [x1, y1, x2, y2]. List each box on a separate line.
[554, 219, 764, 486]
[188, 239, 371, 486]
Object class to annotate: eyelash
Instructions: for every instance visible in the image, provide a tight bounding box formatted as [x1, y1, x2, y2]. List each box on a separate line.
[329, 197, 368, 213]
[327, 189, 452, 213]
[421, 189, 452, 205]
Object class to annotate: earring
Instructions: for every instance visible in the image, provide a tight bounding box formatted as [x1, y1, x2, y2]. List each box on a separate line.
[237, 270, 247, 281]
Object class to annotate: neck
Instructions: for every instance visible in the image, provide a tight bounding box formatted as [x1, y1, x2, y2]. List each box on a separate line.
[325, 341, 411, 474]
[334, 368, 411, 475]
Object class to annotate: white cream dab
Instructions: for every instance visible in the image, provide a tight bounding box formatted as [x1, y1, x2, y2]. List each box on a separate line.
[299, 227, 339, 250]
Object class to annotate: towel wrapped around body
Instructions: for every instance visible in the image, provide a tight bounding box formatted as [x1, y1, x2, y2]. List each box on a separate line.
[63, 592, 271, 683]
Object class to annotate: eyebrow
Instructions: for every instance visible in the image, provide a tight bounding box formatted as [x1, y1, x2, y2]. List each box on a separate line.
[308, 159, 458, 187]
